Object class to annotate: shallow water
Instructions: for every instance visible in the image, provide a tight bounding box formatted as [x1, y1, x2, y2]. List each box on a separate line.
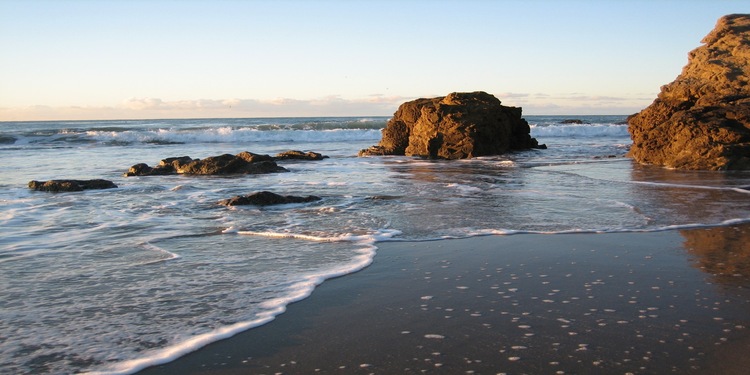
[1, 115, 749, 374]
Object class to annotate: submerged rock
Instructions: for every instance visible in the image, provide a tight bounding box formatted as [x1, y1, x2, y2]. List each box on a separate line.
[0, 135, 16, 144]
[124, 151, 287, 176]
[219, 191, 322, 206]
[561, 119, 587, 124]
[359, 91, 545, 159]
[628, 14, 750, 170]
[274, 150, 329, 161]
[28, 179, 117, 192]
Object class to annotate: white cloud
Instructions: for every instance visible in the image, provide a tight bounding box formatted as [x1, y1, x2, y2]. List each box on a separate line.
[123, 98, 165, 110]
[0, 92, 654, 121]
[495, 92, 530, 99]
[0, 96, 409, 121]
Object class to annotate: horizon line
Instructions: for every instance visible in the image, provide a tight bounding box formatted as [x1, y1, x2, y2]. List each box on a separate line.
[0, 113, 635, 123]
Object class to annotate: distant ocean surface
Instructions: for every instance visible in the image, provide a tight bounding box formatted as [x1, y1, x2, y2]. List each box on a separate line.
[1, 115, 749, 374]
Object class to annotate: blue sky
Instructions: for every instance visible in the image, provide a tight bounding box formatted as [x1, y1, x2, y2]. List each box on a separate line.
[0, 0, 745, 120]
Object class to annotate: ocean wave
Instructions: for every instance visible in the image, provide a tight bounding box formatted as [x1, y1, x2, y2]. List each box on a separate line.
[1, 117, 388, 147]
[530, 123, 629, 138]
[377, 217, 750, 240]
[82, 228, 401, 375]
[2, 118, 634, 146]
[625, 180, 750, 194]
[86, 128, 384, 145]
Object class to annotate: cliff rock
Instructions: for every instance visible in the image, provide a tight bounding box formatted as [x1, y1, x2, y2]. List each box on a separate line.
[359, 91, 544, 159]
[628, 14, 750, 170]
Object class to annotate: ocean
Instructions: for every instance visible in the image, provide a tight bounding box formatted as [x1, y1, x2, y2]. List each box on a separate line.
[1, 115, 749, 374]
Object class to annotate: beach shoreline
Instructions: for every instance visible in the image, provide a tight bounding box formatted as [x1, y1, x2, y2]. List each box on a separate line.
[137, 224, 750, 375]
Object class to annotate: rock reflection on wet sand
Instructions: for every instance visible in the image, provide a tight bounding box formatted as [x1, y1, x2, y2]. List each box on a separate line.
[683, 225, 750, 286]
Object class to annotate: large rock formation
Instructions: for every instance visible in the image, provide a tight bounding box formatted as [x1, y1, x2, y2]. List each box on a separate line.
[359, 91, 544, 159]
[628, 14, 750, 170]
[124, 151, 287, 176]
[29, 179, 117, 192]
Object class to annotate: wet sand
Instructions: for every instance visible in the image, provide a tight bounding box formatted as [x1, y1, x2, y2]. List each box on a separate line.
[138, 225, 750, 375]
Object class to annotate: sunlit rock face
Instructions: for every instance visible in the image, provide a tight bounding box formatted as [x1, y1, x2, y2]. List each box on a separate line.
[124, 152, 287, 176]
[359, 91, 544, 159]
[628, 14, 750, 170]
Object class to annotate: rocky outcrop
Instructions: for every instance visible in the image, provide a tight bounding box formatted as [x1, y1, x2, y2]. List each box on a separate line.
[628, 14, 750, 170]
[29, 179, 117, 192]
[219, 191, 321, 206]
[359, 91, 544, 159]
[124, 151, 287, 176]
[274, 150, 329, 161]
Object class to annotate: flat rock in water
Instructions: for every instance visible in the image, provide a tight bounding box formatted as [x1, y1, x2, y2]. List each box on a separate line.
[274, 150, 329, 161]
[359, 91, 544, 159]
[28, 179, 118, 192]
[628, 14, 750, 170]
[124, 151, 287, 176]
[219, 191, 322, 206]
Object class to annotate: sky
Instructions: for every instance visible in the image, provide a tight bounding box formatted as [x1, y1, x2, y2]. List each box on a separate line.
[0, 0, 746, 121]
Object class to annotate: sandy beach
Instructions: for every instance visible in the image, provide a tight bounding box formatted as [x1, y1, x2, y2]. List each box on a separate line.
[137, 224, 750, 375]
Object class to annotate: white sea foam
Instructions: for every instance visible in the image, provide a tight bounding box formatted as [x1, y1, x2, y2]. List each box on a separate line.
[221, 226, 239, 234]
[86, 128, 382, 145]
[135, 242, 181, 265]
[451, 217, 750, 238]
[446, 183, 483, 194]
[238, 228, 402, 243]
[82, 230, 401, 375]
[626, 180, 750, 194]
[530, 123, 629, 138]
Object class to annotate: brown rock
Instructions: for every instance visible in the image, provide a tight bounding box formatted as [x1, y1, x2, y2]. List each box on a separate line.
[628, 14, 750, 170]
[28, 179, 117, 192]
[237, 151, 275, 163]
[274, 150, 329, 161]
[359, 91, 544, 159]
[124, 152, 287, 176]
[219, 191, 322, 206]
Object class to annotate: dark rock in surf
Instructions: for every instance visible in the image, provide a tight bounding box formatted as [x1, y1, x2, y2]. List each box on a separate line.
[125, 162, 172, 176]
[561, 119, 587, 124]
[28, 179, 118, 192]
[0, 135, 16, 144]
[627, 14, 750, 170]
[124, 151, 287, 176]
[219, 191, 322, 206]
[359, 91, 545, 159]
[274, 150, 329, 161]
